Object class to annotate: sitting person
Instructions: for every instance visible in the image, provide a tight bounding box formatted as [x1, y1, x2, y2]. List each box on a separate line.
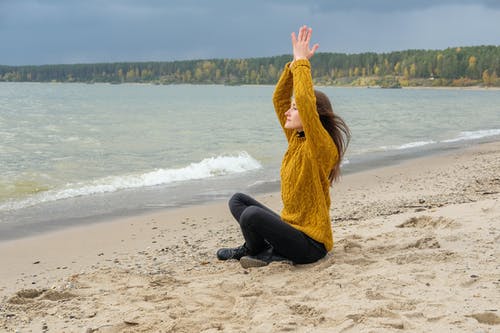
[217, 25, 350, 268]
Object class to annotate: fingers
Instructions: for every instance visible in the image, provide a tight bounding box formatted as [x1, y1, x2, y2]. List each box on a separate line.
[304, 27, 312, 43]
[291, 25, 318, 60]
[298, 25, 308, 41]
[311, 43, 319, 54]
[295, 25, 313, 42]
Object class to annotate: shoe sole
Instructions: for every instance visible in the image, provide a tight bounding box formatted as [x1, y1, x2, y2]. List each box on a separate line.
[240, 256, 269, 269]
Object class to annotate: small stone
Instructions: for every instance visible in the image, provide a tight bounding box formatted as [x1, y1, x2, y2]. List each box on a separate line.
[33, 261, 40, 264]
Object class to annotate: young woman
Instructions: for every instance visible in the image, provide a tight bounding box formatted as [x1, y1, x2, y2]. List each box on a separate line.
[217, 25, 350, 268]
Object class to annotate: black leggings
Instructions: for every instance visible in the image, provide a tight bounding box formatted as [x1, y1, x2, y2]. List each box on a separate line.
[228, 192, 327, 264]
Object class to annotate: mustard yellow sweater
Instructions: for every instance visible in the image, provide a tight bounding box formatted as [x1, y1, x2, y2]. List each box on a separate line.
[272, 59, 338, 251]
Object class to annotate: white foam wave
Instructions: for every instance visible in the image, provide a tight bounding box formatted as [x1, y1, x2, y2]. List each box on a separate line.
[0, 152, 262, 211]
[374, 129, 500, 153]
[442, 129, 500, 143]
[397, 140, 436, 150]
[377, 140, 436, 152]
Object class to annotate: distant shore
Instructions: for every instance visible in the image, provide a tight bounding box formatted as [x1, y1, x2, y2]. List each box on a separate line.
[2, 45, 499, 88]
[3, 80, 500, 91]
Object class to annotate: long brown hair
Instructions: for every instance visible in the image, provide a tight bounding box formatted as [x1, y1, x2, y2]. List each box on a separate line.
[314, 90, 351, 184]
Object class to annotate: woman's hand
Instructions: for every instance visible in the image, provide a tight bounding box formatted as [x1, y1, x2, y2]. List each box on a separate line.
[291, 25, 319, 62]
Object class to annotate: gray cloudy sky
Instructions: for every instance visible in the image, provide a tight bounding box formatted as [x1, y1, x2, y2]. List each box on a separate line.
[1, 0, 499, 65]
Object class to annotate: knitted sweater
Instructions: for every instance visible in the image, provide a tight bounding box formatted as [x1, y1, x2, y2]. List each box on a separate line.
[272, 59, 338, 251]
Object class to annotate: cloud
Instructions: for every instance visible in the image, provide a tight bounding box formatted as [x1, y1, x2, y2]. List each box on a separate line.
[307, 0, 500, 12]
[0, 0, 499, 65]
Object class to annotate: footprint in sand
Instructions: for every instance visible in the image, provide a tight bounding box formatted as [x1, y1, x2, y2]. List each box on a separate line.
[288, 303, 326, 325]
[404, 236, 441, 249]
[346, 306, 400, 323]
[7, 288, 46, 304]
[397, 215, 456, 229]
[336, 237, 378, 266]
[8, 288, 76, 304]
[337, 237, 363, 253]
[466, 312, 500, 325]
[387, 250, 455, 265]
[346, 307, 405, 330]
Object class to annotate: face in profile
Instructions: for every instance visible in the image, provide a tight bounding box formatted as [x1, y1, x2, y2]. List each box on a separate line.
[284, 98, 303, 131]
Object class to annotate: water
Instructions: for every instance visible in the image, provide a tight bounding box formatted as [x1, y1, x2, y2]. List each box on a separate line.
[1, 82, 499, 239]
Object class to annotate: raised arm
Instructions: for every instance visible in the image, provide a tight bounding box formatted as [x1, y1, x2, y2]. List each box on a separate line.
[291, 27, 338, 163]
[272, 62, 294, 141]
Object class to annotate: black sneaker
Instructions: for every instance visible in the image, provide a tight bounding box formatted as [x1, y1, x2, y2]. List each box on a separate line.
[239, 248, 290, 268]
[216, 244, 249, 261]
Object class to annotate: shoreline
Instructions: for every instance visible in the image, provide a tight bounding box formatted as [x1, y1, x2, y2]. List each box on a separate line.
[3, 81, 500, 91]
[316, 83, 500, 91]
[1, 140, 499, 332]
[1, 137, 499, 243]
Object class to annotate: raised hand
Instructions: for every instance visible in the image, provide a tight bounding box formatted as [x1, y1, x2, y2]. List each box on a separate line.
[291, 25, 319, 62]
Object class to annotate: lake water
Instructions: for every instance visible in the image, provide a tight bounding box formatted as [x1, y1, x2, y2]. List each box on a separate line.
[1, 82, 499, 239]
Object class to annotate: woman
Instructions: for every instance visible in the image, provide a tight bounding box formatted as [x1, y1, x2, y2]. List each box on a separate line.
[217, 25, 350, 268]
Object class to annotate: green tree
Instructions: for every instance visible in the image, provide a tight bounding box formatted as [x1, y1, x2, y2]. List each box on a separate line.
[482, 69, 491, 86]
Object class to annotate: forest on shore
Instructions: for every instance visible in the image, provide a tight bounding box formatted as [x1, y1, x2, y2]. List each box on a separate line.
[1, 45, 499, 88]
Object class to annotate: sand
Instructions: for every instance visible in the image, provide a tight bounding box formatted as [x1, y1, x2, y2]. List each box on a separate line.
[0, 141, 499, 333]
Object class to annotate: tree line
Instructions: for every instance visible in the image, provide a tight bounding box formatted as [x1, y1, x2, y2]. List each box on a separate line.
[1, 45, 499, 87]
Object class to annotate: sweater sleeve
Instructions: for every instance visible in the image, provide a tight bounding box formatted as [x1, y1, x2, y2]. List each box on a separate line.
[291, 59, 338, 164]
[272, 62, 294, 142]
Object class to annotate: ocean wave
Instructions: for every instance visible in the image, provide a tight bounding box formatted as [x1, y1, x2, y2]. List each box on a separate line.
[397, 140, 436, 150]
[442, 128, 500, 143]
[0, 152, 262, 211]
[361, 129, 500, 155]
[375, 140, 436, 153]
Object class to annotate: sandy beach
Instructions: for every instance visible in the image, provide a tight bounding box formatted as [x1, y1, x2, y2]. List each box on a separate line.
[0, 141, 499, 332]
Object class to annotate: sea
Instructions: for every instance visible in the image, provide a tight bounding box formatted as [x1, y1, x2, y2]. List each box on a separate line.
[1, 82, 499, 240]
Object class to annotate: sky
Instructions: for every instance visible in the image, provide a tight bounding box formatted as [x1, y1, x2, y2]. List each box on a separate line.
[1, 0, 500, 66]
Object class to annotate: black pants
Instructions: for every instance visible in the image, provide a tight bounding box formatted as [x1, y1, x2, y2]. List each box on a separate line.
[228, 192, 327, 264]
